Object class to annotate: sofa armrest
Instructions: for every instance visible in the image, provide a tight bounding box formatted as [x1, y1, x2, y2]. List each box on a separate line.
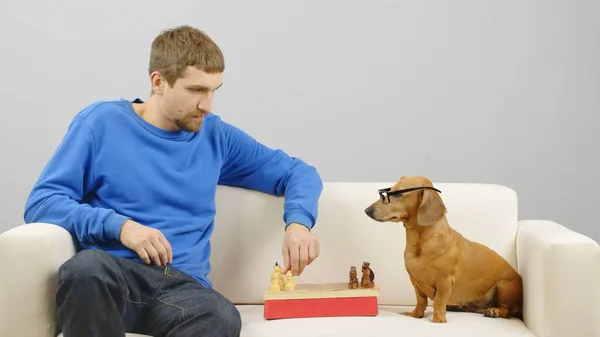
[517, 219, 600, 337]
[0, 223, 77, 337]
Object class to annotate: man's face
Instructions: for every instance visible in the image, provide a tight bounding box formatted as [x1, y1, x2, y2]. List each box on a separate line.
[158, 66, 223, 132]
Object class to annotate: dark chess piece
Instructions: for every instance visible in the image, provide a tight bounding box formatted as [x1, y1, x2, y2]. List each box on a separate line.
[360, 261, 375, 288]
[348, 266, 359, 289]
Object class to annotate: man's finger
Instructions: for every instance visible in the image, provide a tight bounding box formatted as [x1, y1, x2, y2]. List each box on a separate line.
[143, 241, 161, 266]
[290, 243, 300, 276]
[282, 246, 291, 273]
[307, 241, 317, 265]
[159, 236, 173, 264]
[298, 244, 309, 275]
[151, 236, 169, 266]
[136, 246, 150, 264]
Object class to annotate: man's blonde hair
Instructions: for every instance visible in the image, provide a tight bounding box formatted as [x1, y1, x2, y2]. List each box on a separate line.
[148, 25, 225, 87]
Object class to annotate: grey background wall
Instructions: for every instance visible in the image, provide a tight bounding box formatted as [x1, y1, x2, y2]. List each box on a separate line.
[1, 0, 598, 241]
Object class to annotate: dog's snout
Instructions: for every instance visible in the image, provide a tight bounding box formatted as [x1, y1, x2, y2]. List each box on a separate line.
[365, 206, 374, 216]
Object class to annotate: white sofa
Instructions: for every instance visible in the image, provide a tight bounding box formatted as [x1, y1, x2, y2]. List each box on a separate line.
[1, 182, 599, 337]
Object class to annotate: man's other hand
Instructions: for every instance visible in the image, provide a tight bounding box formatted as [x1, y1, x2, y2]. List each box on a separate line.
[282, 223, 319, 276]
[119, 219, 173, 266]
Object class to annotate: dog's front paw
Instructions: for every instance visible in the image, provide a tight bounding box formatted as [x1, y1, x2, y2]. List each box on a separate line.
[483, 308, 499, 318]
[402, 310, 424, 318]
[432, 314, 447, 323]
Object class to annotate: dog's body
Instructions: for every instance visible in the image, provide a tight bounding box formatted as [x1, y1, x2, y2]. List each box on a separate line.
[365, 176, 523, 323]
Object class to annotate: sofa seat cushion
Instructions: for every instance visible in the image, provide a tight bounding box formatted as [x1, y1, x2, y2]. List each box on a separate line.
[58, 305, 535, 337]
[238, 305, 535, 337]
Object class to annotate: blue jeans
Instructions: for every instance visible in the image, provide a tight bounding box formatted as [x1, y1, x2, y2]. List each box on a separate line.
[55, 249, 241, 337]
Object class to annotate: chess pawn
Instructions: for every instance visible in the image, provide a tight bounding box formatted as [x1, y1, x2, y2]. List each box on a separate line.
[274, 263, 285, 290]
[361, 261, 374, 288]
[284, 271, 296, 290]
[269, 271, 281, 292]
[348, 266, 359, 289]
[279, 272, 285, 290]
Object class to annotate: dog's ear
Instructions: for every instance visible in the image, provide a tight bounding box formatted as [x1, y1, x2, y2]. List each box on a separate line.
[416, 188, 446, 226]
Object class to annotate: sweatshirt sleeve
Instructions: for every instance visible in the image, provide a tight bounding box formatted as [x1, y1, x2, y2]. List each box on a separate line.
[23, 117, 129, 246]
[217, 121, 323, 230]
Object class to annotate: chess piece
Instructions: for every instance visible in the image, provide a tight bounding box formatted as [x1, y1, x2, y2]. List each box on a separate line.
[275, 262, 285, 290]
[284, 270, 296, 290]
[348, 266, 359, 289]
[360, 261, 375, 288]
[270, 270, 281, 291]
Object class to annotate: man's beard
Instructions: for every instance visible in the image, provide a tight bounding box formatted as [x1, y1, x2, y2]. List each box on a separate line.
[174, 112, 205, 132]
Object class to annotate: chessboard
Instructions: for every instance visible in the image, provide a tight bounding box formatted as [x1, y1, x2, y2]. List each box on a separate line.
[263, 282, 380, 300]
[263, 282, 380, 320]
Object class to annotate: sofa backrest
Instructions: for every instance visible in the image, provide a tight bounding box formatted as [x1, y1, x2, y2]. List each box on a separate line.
[209, 182, 518, 306]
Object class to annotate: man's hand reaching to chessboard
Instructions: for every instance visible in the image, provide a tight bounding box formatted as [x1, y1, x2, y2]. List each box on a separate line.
[282, 223, 320, 276]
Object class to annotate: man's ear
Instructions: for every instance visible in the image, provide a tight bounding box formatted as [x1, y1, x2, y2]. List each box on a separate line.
[150, 71, 165, 95]
[416, 188, 446, 226]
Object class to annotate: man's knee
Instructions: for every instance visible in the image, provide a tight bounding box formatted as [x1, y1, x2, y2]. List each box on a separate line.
[213, 298, 241, 336]
[187, 292, 241, 337]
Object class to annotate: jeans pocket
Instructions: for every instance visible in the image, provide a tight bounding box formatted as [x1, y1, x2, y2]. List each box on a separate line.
[164, 265, 181, 277]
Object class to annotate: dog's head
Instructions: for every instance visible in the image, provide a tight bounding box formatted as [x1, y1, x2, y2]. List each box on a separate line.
[364, 176, 446, 227]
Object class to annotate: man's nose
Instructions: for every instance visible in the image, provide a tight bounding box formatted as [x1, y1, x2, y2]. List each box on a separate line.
[198, 97, 213, 113]
[198, 102, 211, 113]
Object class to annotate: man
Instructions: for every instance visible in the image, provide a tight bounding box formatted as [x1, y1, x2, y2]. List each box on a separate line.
[23, 25, 323, 337]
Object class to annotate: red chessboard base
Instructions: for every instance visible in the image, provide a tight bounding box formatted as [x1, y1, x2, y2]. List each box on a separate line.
[264, 296, 379, 320]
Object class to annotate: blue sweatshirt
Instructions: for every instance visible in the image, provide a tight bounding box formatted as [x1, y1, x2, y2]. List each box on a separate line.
[23, 98, 323, 288]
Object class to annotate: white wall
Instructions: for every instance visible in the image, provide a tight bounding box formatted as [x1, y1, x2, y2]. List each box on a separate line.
[1, 0, 598, 241]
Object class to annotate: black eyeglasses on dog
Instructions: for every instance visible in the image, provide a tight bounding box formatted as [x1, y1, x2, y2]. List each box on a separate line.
[378, 186, 442, 204]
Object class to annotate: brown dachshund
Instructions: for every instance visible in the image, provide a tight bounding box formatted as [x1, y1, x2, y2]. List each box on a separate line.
[364, 176, 522, 323]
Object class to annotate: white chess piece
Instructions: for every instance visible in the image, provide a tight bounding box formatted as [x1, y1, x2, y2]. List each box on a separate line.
[270, 270, 281, 292]
[275, 263, 284, 290]
[284, 271, 296, 290]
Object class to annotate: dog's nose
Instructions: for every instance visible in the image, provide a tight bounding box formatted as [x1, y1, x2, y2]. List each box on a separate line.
[365, 206, 374, 216]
